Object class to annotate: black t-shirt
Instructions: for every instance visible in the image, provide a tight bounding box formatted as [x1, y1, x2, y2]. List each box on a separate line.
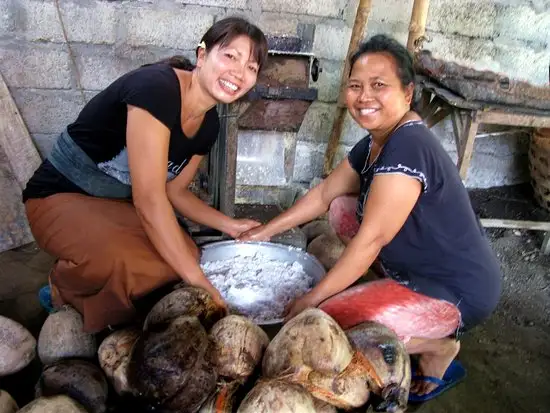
[348, 121, 502, 315]
[23, 63, 219, 200]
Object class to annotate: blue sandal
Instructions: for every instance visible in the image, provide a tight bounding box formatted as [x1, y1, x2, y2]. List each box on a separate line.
[38, 285, 56, 313]
[408, 359, 467, 403]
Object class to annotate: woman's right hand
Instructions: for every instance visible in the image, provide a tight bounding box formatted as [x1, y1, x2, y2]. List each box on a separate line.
[237, 225, 272, 242]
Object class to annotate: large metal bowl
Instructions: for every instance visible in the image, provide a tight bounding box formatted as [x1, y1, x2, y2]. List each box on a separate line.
[200, 241, 326, 325]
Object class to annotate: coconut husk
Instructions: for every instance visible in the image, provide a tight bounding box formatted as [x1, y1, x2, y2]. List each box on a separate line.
[0, 390, 17, 413]
[98, 327, 141, 395]
[0, 315, 36, 377]
[236, 379, 318, 413]
[262, 309, 369, 409]
[128, 315, 217, 413]
[143, 287, 226, 331]
[346, 321, 411, 412]
[198, 381, 240, 413]
[35, 359, 108, 413]
[18, 396, 87, 413]
[37, 306, 96, 365]
[209, 315, 269, 381]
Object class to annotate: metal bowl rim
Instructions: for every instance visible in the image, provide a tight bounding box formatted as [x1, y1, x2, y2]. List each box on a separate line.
[200, 240, 326, 325]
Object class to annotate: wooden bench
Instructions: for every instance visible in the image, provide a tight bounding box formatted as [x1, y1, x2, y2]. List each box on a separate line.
[417, 76, 550, 254]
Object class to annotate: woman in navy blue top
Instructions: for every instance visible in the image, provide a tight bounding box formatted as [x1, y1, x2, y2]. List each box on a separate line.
[241, 34, 502, 401]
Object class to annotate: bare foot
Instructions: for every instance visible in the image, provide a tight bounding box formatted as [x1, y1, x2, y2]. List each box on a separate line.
[410, 339, 461, 396]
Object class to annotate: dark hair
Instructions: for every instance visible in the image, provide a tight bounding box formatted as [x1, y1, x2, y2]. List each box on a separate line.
[349, 34, 415, 88]
[199, 16, 268, 70]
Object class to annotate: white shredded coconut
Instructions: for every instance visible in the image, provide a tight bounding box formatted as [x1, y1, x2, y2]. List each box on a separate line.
[201, 252, 314, 323]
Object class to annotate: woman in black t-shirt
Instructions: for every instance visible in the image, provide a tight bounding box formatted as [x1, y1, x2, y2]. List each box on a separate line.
[23, 17, 268, 333]
[240, 35, 502, 404]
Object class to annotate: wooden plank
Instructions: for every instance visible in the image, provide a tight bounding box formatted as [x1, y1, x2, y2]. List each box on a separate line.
[480, 219, 550, 231]
[457, 112, 479, 180]
[476, 110, 550, 128]
[542, 232, 550, 255]
[450, 108, 464, 152]
[0, 72, 41, 189]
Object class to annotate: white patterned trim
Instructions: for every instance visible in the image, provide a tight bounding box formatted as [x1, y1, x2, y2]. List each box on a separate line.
[373, 163, 428, 192]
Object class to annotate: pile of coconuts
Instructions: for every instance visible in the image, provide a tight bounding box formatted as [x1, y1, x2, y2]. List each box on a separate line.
[0, 282, 411, 413]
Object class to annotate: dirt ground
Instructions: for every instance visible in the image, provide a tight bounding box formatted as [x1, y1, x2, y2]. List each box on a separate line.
[0, 184, 549, 412]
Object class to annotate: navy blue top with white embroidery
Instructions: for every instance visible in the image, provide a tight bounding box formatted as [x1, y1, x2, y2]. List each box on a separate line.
[348, 121, 502, 327]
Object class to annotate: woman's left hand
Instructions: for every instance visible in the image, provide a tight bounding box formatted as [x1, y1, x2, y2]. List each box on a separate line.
[283, 292, 321, 322]
[227, 219, 262, 239]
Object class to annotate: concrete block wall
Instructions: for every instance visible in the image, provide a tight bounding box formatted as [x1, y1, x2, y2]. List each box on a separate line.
[1, 0, 548, 207]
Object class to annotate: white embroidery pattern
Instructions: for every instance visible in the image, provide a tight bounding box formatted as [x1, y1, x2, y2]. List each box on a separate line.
[373, 163, 428, 192]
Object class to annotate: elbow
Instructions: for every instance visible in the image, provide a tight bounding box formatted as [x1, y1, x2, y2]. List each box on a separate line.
[133, 191, 166, 224]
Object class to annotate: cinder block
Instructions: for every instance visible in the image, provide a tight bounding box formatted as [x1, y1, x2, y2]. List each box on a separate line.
[259, 0, 348, 18]
[31, 133, 58, 159]
[425, 31, 500, 74]
[313, 23, 352, 60]
[368, 0, 414, 25]
[175, 0, 247, 8]
[74, 44, 195, 91]
[496, 3, 550, 46]
[11, 89, 87, 134]
[0, 42, 71, 89]
[332, 143, 354, 169]
[495, 42, 549, 86]
[428, 1, 498, 39]
[297, 101, 337, 143]
[126, 5, 214, 50]
[363, 20, 409, 45]
[60, 0, 117, 44]
[315, 59, 344, 103]
[17, 0, 64, 42]
[293, 140, 327, 182]
[341, 111, 367, 146]
[256, 12, 300, 37]
[0, 0, 16, 35]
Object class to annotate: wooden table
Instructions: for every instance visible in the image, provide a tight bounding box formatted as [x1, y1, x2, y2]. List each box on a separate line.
[417, 76, 550, 254]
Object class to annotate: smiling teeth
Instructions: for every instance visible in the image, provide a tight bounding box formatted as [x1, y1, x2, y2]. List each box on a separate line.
[360, 108, 377, 115]
[220, 79, 238, 91]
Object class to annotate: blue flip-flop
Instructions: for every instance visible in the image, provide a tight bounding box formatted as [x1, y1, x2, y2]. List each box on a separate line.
[408, 359, 467, 403]
[38, 285, 55, 313]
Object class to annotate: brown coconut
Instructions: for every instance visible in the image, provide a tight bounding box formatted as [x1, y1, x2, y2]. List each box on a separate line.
[0, 390, 17, 413]
[262, 308, 369, 409]
[17, 396, 87, 413]
[36, 359, 108, 413]
[346, 321, 411, 412]
[198, 381, 240, 413]
[37, 306, 96, 365]
[129, 315, 217, 413]
[209, 315, 269, 381]
[307, 233, 345, 271]
[301, 220, 333, 243]
[0, 316, 36, 377]
[236, 380, 318, 413]
[143, 286, 225, 331]
[98, 328, 140, 395]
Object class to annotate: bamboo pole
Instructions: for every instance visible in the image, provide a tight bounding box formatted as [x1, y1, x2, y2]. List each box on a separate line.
[407, 0, 430, 51]
[323, 0, 373, 176]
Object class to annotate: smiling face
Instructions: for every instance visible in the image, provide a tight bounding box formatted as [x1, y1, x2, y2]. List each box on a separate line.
[345, 52, 414, 133]
[196, 35, 259, 104]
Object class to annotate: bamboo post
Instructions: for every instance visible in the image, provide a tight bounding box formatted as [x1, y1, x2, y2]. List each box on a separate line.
[323, 0, 373, 176]
[407, 0, 430, 51]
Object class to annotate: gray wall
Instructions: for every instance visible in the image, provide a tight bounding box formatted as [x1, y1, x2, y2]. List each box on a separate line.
[1, 0, 548, 204]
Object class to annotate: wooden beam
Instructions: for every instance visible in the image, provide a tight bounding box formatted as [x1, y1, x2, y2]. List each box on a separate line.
[457, 112, 479, 180]
[323, 0, 373, 175]
[407, 0, 430, 51]
[479, 219, 550, 231]
[476, 110, 550, 128]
